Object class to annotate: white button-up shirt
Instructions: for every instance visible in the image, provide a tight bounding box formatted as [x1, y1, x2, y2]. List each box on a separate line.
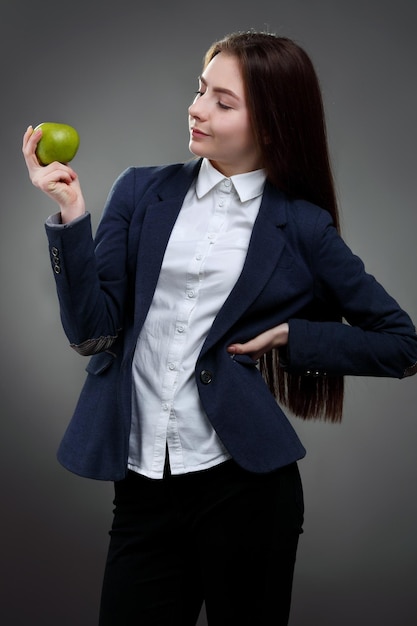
[128, 159, 266, 479]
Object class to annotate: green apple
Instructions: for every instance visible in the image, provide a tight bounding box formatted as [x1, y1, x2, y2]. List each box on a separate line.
[34, 122, 80, 165]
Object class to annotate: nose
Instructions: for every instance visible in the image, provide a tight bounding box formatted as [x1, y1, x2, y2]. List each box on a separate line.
[189, 96, 205, 120]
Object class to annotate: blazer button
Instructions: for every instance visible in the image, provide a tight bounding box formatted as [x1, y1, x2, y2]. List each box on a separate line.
[200, 370, 213, 384]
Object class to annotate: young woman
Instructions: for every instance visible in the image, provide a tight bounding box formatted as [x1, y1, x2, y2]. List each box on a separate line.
[22, 31, 417, 626]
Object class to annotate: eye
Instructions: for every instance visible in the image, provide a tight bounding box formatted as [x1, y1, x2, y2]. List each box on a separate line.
[218, 102, 232, 110]
[193, 89, 232, 110]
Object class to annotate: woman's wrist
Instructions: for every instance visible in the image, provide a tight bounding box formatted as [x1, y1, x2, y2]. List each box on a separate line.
[274, 322, 289, 347]
[60, 203, 86, 224]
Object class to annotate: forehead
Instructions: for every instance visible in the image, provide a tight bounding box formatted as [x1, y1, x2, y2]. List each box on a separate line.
[201, 53, 244, 95]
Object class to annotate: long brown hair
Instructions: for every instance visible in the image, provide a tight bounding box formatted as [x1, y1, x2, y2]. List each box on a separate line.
[204, 31, 344, 422]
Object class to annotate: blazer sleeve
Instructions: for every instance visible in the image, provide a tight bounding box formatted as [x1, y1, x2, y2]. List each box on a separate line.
[285, 209, 417, 379]
[44, 167, 138, 355]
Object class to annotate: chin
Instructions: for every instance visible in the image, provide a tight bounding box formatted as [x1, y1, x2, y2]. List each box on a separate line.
[189, 143, 206, 159]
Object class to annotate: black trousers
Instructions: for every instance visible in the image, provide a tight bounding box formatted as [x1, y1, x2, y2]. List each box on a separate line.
[98, 459, 304, 626]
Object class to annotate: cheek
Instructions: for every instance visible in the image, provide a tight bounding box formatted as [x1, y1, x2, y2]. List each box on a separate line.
[217, 120, 245, 142]
[233, 125, 255, 150]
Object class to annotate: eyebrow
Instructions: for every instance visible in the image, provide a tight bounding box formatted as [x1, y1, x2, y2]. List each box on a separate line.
[198, 76, 240, 101]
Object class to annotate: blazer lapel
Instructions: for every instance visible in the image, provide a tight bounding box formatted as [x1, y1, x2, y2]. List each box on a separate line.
[133, 160, 201, 332]
[201, 182, 289, 352]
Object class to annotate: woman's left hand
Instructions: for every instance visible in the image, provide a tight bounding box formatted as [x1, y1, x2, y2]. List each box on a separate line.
[227, 323, 289, 361]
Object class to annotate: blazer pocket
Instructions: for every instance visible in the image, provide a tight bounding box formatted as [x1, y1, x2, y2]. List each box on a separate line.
[230, 353, 259, 367]
[85, 351, 116, 375]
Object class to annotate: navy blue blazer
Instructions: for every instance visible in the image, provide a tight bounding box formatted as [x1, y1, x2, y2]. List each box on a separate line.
[45, 158, 417, 480]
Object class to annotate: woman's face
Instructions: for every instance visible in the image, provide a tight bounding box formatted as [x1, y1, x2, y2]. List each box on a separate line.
[188, 53, 262, 177]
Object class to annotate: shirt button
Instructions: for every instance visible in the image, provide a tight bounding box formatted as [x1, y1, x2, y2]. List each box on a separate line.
[224, 179, 231, 187]
[195, 254, 202, 261]
[162, 403, 169, 411]
[168, 362, 176, 371]
[187, 290, 195, 298]
[177, 325, 185, 333]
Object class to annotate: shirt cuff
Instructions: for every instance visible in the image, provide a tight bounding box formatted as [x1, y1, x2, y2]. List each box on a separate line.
[46, 212, 89, 228]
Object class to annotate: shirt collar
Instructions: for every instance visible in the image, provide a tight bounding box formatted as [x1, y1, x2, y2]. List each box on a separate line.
[196, 158, 266, 203]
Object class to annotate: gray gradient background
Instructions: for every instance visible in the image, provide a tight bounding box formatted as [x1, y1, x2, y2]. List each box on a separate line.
[1, 1, 416, 624]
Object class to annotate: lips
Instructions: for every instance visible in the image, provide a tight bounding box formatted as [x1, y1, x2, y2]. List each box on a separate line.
[191, 127, 209, 138]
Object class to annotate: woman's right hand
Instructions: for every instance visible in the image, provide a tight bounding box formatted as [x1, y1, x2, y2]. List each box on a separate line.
[22, 125, 86, 224]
